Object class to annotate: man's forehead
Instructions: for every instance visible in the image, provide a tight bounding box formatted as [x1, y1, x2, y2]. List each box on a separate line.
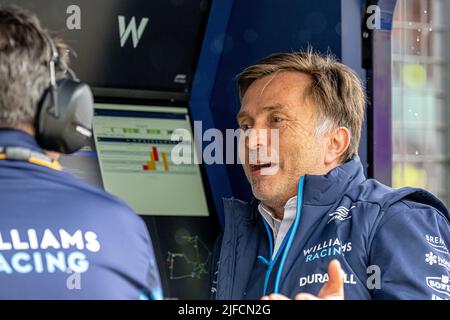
[249, 71, 310, 96]
[237, 103, 287, 119]
[239, 71, 311, 116]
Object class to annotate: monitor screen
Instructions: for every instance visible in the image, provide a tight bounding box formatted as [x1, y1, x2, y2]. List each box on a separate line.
[58, 103, 217, 299]
[59, 139, 104, 188]
[92, 103, 209, 217]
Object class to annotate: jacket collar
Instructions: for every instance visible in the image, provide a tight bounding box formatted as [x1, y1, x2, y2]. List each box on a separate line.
[0, 129, 43, 153]
[302, 156, 366, 206]
[224, 157, 367, 221]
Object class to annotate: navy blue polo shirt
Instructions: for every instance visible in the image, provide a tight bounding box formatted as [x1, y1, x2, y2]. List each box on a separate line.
[0, 129, 162, 299]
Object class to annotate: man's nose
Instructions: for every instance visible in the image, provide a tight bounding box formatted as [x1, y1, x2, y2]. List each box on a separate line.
[247, 127, 270, 150]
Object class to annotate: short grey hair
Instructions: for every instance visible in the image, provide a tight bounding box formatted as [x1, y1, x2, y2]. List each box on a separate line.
[0, 5, 69, 129]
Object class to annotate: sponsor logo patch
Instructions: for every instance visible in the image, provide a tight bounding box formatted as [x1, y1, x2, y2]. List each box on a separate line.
[425, 234, 449, 255]
[299, 273, 357, 287]
[327, 206, 355, 224]
[425, 252, 450, 272]
[426, 275, 450, 297]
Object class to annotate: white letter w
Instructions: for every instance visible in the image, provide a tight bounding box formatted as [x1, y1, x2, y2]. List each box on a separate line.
[118, 16, 149, 48]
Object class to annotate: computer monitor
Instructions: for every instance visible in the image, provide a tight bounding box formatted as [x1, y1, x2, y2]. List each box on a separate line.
[59, 139, 104, 188]
[92, 103, 209, 217]
[59, 103, 217, 299]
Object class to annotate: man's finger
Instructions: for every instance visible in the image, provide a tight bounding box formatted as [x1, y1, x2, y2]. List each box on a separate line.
[261, 293, 290, 300]
[295, 293, 319, 300]
[317, 259, 344, 298]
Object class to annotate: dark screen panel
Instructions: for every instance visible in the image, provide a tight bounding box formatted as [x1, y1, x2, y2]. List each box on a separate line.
[4, 0, 210, 93]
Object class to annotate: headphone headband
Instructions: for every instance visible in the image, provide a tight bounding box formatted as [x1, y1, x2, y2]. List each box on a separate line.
[43, 32, 58, 86]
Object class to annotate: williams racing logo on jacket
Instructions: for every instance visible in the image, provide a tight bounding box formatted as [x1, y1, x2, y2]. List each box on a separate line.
[303, 238, 352, 262]
[327, 205, 355, 224]
[0, 229, 101, 274]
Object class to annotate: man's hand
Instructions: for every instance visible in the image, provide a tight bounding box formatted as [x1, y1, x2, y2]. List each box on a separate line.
[261, 259, 345, 300]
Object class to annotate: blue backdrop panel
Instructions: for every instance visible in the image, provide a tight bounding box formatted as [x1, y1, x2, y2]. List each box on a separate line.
[191, 0, 343, 224]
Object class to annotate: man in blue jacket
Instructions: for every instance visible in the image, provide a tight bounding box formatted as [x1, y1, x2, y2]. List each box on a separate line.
[210, 51, 450, 300]
[0, 6, 162, 299]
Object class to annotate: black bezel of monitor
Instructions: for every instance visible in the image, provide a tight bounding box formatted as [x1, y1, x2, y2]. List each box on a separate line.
[92, 95, 219, 220]
[92, 96, 221, 299]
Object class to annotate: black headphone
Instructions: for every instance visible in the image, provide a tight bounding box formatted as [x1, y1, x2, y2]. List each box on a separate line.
[35, 32, 94, 154]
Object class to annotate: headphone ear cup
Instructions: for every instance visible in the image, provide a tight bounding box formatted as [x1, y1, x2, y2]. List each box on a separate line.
[36, 79, 94, 154]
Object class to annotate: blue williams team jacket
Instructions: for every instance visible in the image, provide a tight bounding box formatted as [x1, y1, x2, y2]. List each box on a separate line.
[210, 157, 450, 300]
[0, 129, 162, 299]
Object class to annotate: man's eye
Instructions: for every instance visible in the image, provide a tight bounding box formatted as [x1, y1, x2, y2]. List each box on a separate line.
[271, 116, 284, 123]
[239, 124, 251, 131]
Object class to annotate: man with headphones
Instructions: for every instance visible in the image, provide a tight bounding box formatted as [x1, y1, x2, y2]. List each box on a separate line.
[0, 6, 162, 299]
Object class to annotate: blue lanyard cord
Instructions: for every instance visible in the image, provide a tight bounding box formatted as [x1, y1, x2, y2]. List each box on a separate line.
[258, 220, 274, 295]
[258, 220, 273, 294]
[274, 175, 305, 294]
[259, 222, 294, 295]
[258, 176, 305, 296]
[263, 219, 274, 258]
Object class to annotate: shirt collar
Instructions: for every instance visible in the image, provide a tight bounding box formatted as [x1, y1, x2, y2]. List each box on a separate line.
[258, 203, 280, 226]
[284, 196, 297, 209]
[0, 129, 43, 153]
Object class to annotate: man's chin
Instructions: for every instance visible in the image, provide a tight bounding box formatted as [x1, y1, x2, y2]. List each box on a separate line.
[251, 185, 277, 202]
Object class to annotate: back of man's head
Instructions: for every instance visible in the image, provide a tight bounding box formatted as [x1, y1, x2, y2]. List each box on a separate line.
[0, 6, 69, 131]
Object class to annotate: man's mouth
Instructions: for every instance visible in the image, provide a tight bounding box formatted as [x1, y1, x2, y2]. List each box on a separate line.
[249, 162, 279, 175]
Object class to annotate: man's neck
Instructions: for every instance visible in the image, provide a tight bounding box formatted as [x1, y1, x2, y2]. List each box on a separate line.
[18, 124, 35, 137]
[0, 125, 60, 160]
[1, 124, 35, 137]
[267, 205, 284, 220]
[261, 199, 292, 220]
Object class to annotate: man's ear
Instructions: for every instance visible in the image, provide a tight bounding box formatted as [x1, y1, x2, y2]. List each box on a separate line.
[324, 127, 350, 166]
